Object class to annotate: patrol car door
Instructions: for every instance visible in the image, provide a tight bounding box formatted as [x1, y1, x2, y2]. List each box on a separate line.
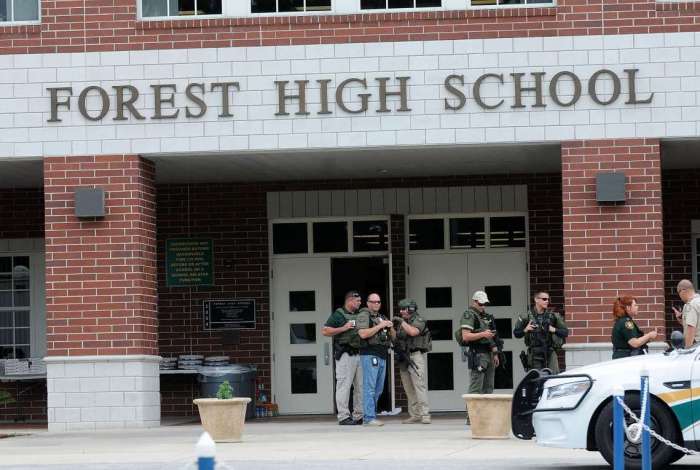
[691, 347, 700, 444]
[407, 252, 469, 411]
[271, 257, 334, 414]
[466, 251, 529, 393]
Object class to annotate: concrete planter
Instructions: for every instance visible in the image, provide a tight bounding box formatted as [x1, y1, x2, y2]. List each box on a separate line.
[462, 394, 513, 439]
[194, 397, 252, 443]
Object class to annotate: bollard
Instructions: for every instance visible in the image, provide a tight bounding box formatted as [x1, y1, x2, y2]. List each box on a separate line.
[612, 385, 625, 470]
[640, 370, 651, 470]
[196, 432, 216, 470]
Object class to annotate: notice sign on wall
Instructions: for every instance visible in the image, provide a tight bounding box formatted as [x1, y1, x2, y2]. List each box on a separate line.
[165, 239, 214, 287]
[203, 299, 256, 330]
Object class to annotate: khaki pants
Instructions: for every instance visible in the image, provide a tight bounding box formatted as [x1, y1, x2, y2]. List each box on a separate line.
[335, 353, 363, 422]
[399, 351, 430, 418]
[468, 352, 495, 394]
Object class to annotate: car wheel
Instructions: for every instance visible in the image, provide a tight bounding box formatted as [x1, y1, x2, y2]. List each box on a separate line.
[594, 394, 680, 470]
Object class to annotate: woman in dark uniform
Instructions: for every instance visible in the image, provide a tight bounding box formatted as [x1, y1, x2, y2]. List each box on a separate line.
[611, 296, 658, 359]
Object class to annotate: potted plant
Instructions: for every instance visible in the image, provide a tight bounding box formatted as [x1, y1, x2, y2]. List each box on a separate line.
[194, 380, 252, 443]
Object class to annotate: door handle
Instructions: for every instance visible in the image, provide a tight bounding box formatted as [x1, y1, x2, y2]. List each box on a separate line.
[324, 343, 330, 366]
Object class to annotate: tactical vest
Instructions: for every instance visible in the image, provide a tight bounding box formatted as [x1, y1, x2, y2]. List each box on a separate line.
[366, 313, 392, 347]
[396, 314, 432, 352]
[523, 310, 564, 351]
[462, 308, 495, 351]
[334, 308, 362, 349]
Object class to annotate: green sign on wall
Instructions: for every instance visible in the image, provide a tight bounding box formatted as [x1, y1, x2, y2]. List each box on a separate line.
[165, 239, 214, 287]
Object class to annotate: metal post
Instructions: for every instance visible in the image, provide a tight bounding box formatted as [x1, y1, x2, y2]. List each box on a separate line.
[612, 385, 625, 470]
[196, 432, 216, 470]
[641, 371, 651, 470]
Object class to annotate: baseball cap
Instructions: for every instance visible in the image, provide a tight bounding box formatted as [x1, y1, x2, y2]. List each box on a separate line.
[472, 291, 490, 304]
[345, 290, 361, 300]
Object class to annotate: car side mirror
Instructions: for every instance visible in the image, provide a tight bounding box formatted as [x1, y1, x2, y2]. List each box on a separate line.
[671, 330, 684, 350]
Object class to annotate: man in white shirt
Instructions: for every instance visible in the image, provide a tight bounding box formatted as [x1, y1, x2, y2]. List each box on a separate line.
[673, 279, 700, 348]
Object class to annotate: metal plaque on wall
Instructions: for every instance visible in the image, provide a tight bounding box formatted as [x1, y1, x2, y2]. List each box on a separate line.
[203, 299, 256, 330]
[165, 239, 214, 287]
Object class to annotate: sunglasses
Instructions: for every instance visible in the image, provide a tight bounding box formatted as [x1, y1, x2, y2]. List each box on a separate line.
[538, 297, 550, 301]
[367, 300, 381, 304]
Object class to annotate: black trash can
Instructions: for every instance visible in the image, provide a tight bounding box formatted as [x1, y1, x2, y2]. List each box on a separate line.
[197, 364, 257, 420]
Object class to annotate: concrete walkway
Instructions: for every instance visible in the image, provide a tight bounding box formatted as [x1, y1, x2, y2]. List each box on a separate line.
[1, 416, 699, 469]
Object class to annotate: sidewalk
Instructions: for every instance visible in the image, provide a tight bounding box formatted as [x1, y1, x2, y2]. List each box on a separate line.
[0, 415, 698, 469]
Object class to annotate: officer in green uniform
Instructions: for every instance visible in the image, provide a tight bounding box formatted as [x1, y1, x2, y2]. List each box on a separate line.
[460, 291, 501, 395]
[611, 296, 658, 359]
[513, 291, 568, 373]
[321, 290, 364, 425]
[394, 298, 432, 424]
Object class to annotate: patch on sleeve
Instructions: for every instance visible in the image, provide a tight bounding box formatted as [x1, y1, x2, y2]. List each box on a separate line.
[625, 321, 634, 330]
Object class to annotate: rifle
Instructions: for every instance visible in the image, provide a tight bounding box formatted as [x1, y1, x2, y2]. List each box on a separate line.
[393, 342, 418, 373]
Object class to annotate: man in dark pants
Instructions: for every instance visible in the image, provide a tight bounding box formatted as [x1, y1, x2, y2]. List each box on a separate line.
[513, 291, 568, 373]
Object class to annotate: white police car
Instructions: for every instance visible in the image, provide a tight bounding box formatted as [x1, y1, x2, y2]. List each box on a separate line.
[512, 341, 699, 469]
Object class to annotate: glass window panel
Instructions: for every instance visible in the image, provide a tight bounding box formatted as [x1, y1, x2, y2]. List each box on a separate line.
[416, 0, 441, 6]
[388, 0, 413, 7]
[289, 324, 316, 344]
[427, 352, 453, 391]
[13, 256, 29, 275]
[251, 0, 276, 12]
[489, 216, 526, 248]
[14, 311, 29, 328]
[425, 320, 451, 341]
[426, 287, 452, 308]
[0, 346, 13, 359]
[279, 0, 303, 12]
[0, 311, 11, 328]
[13, 0, 38, 20]
[471, 0, 497, 5]
[289, 291, 315, 312]
[0, 275, 11, 290]
[0, 292, 11, 307]
[450, 218, 485, 249]
[494, 318, 512, 340]
[313, 222, 348, 253]
[484, 285, 511, 307]
[13, 291, 29, 307]
[16, 345, 29, 359]
[291, 356, 317, 394]
[0, 0, 9, 22]
[494, 351, 513, 389]
[409, 219, 444, 250]
[273, 223, 308, 254]
[15, 328, 29, 345]
[142, 0, 168, 16]
[306, 0, 331, 11]
[0, 329, 12, 344]
[175, 0, 195, 15]
[13, 277, 29, 291]
[198, 0, 222, 14]
[353, 221, 388, 252]
[0, 258, 10, 273]
[361, 0, 385, 9]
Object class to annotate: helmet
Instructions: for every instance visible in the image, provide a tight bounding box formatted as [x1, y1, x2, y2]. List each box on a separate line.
[398, 298, 417, 313]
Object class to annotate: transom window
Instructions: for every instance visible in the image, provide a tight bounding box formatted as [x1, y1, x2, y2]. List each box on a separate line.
[470, 0, 552, 5]
[361, 0, 441, 8]
[0, 0, 39, 23]
[0, 256, 30, 359]
[409, 214, 527, 251]
[252, 0, 331, 13]
[142, 0, 222, 17]
[272, 218, 389, 256]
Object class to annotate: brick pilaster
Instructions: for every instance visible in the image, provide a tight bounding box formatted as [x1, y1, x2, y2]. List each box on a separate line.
[43, 155, 158, 357]
[561, 139, 665, 345]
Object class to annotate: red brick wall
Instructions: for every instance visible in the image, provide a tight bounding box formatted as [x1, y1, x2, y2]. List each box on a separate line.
[561, 139, 665, 343]
[662, 168, 700, 336]
[43, 155, 158, 356]
[1, 1, 700, 55]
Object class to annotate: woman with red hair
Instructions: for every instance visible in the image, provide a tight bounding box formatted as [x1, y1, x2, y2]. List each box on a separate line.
[611, 296, 658, 359]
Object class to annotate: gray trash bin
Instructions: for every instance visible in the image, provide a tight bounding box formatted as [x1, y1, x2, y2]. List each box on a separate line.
[198, 364, 257, 420]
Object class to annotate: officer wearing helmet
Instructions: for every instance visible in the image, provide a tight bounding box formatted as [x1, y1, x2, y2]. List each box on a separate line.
[394, 298, 432, 424]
